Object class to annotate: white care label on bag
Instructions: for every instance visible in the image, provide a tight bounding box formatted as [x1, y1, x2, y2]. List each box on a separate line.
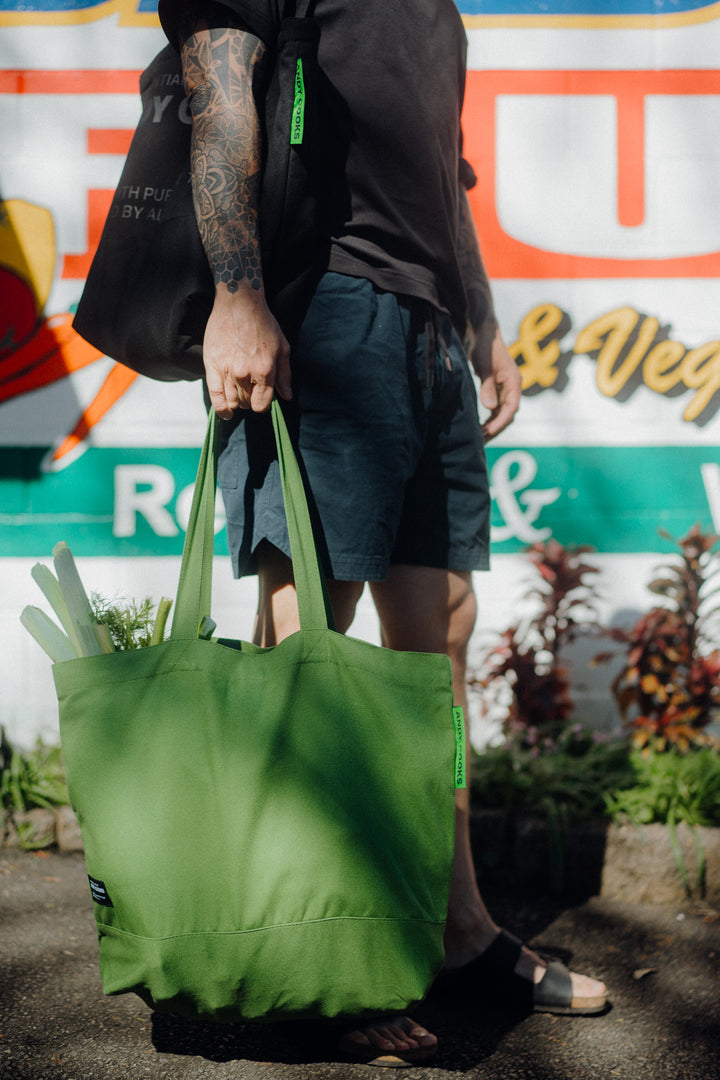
[88, 875, 114, 908]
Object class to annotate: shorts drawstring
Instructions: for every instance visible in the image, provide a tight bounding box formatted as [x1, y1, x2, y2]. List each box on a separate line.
[423, 307, 453, 388]
[424, 308, 437, 388]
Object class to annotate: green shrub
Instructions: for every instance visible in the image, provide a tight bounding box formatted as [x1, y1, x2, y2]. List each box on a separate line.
[472, 723, 635, 822]
[605, 746, 720, 829]
[0, 729, 69, 849]
[604, 746, 720, 893]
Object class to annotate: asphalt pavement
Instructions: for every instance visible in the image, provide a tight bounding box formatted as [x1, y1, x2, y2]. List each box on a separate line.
[2, 849, 719, 1080]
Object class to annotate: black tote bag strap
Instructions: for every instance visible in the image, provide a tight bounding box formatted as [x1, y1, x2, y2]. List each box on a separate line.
[171, 401, 334, 639]
[283, 0, 316, 17]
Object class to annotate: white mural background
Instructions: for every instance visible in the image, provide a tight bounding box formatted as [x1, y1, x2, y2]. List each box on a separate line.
[1, 3, 718, 747]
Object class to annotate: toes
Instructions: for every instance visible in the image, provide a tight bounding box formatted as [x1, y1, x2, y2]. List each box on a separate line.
[374, 1024, 414, 1051]
[396, 1020, 437, 1050]
[526, 950, 606, 1001]
[378, 1020, 432, 1051]
[570, 972, 608, 999]
[340, 1015, 438, 1057]
[343, 1028, 395, 1053]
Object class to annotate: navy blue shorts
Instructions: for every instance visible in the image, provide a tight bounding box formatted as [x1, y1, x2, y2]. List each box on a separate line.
[218, 272, 490, 581]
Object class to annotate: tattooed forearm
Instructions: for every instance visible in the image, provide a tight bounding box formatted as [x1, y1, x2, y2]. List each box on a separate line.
[457, 187, 497, 336]
[180, 15, 271, 292]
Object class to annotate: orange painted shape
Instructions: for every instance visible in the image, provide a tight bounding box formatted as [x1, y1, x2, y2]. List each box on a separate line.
[0, 313, 103, 403]
[0, 70, 141, 94]
[87, 128, 133, 155]
[62, 132, 133, 278]
[61, 189, 113, 280]
[616, 90, 646, 228]
[463, 69, 720, 279]
[52, 362, 138, 463]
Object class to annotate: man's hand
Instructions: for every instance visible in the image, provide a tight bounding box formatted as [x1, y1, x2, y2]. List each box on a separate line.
[203, 283, 292, 416]
[472, 328, 522, 441]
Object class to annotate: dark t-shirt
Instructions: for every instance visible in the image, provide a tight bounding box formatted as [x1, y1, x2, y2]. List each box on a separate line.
[160, 0, 470, 330]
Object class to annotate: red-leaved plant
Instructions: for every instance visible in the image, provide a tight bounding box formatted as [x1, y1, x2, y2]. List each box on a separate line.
[603, 525, 720, 752]
[472, 540, 605, 749]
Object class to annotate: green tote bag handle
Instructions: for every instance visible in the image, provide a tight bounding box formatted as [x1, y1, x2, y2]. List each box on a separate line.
[171, 401, 334, 640]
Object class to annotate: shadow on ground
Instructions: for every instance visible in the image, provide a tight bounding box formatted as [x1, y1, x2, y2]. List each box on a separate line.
[2, 852, 719, 1079]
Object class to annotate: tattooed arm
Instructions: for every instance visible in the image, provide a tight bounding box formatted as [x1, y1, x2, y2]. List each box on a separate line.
[458, 187, 521, 440]
[179, 7, 291, 416]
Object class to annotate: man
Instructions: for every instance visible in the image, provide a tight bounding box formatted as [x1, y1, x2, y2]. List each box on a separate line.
[160, 0, 608, 1064]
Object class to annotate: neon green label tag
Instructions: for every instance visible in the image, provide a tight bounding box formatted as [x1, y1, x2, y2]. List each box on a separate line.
[453, 706, 466, 789]
[290, 58, 305, 145]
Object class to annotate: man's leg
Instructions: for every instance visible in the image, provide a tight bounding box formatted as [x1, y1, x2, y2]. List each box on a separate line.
[252, 540, 364, 644]
[370, 564, 608, 1002]
[251, 542, 438, 1061]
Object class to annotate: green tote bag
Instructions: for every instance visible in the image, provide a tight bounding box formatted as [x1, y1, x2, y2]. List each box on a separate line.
[54, 402, 461, 1023]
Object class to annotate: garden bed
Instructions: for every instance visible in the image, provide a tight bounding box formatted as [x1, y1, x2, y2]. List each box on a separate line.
[470, 809, 720, 905]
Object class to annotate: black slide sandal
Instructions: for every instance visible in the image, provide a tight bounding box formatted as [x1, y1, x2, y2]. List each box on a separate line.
[432, 929, 608, 1016]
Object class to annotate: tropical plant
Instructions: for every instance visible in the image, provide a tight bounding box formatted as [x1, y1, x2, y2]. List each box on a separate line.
[469, 534, 720, 896]
[471, 540, 606, 747]
[601, 524, 720, 751]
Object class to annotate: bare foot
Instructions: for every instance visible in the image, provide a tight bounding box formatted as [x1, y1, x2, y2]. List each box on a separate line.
[338, 1015, 438, 1066]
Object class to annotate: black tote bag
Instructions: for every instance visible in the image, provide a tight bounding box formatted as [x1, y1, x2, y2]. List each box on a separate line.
[73, 0, 329, 381]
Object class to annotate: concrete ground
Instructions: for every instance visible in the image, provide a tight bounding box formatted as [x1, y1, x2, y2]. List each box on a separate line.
[1, 849, 719, 1080]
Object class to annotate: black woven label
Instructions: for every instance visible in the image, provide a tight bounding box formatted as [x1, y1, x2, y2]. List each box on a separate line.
[88, 875, 113, 908]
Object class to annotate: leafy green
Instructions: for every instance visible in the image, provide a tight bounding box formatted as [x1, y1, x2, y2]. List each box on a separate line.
[472, 724, 635, 822]
[0, 729, 69, 848]
[89, 592, 159, 651]
[604, 747, 720, 829]
[472, 732, 720, 894]
[604, 747, 720, 892]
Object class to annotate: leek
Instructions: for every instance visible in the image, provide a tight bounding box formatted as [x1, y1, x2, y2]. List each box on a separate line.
[30, 562, 84, 657]
[20, 606, 77, 664]
[150, 597, 173, 646]
[24, 545, 176, 662]
[52, 542, 103, 658]
[93, 621, 116, 655]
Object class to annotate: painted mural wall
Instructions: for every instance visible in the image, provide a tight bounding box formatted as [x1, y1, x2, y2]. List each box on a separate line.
[1, 1, 718, 745]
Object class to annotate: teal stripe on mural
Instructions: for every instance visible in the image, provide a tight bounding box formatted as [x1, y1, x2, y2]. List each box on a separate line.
[487, 445, 718, 553]
[0, 445, 716, 558]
